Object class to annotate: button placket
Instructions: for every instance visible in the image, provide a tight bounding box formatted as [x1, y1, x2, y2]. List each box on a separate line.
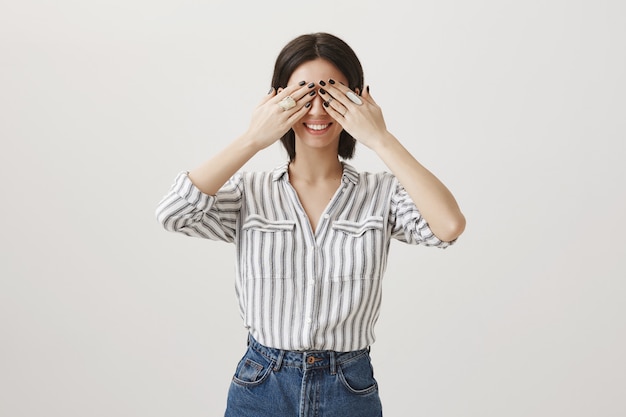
[302, 241, 319, 346]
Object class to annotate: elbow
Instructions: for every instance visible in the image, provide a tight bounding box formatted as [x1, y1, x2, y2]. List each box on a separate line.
[434, 213, 466, 243]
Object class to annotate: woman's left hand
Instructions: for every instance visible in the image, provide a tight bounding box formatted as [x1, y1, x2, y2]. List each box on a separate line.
[320, 81, 389, 149]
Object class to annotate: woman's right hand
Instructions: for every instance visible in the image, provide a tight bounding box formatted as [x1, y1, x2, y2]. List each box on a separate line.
[242, 81, 317, 150]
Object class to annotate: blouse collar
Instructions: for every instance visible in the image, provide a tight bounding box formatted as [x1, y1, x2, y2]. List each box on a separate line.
[272, 161, 359, 185]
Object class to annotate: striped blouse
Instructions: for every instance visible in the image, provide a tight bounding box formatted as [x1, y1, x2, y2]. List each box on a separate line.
[156, 162, 453, 352]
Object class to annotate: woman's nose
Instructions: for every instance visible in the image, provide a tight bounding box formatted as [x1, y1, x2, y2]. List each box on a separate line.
[308, 91, 326, 113]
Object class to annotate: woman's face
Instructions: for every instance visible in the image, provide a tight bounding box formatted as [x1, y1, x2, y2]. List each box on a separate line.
[286, 58, 350, 155]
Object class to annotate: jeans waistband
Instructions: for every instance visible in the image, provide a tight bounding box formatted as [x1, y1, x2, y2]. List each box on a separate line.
[247, 334, 370, 374]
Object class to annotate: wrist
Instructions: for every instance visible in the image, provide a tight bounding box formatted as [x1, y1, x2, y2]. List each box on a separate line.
[370, 131, 398, 154]
[236, 132, 266, 154]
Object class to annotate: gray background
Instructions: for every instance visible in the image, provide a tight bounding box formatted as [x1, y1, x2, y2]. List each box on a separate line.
[1, 1, 625, 416]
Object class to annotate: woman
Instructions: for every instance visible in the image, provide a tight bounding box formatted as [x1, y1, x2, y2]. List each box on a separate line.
[156, 32, 465, 417]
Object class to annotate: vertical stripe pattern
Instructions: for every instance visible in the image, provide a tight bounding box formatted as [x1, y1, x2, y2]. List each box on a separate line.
[156, 162, 453, 351]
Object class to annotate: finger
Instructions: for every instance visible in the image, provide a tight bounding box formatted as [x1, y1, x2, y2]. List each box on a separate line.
[325, 79, 363, 106]
[322, 99, 345, 123]
[276, 81, 316, 101]
[273, 82, 316, 113]
[277, 90, 317, 116]
[299, 88, 317, 104]
[296, 82, 317, 100]
[326, 96, 347, 118]
[361, 84, 377, 105]
[258, 87, 276, 105]
[287, 100, 314, 124]
[289, 90, 318, 121]
[318, 87, 348, 110]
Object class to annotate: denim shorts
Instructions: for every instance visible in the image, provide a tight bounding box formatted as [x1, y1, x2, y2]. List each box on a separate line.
[224, 334, 383, 417]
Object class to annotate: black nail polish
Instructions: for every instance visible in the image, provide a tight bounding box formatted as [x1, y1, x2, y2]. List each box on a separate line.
[267, 87, 273, 94]
[319, 80, 326, 86]
[299, 81, 306, 86]
[305, 102, 311, 108]
[319, 88, 326, 94]
[309, 90, 316, 96]
[323, 101, 329, 107]
[367, 85, 370, 93]
[307, 82, 315, 88]
[328, 79, 335, 84]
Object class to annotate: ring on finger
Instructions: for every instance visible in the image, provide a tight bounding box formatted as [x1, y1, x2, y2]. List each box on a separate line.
[278, 96, 296, 111]
[345, 90, 363, 105]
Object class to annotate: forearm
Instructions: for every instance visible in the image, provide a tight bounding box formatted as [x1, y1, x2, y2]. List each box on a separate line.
[188, 134, 261, 195]
[373, 132, 466, 242]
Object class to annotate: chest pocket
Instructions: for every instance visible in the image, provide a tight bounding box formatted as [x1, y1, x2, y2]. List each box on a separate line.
[331, 216, 384, 237]
[242, 216, 296, 232]
[241, 215, 296, 279]
[329, 216, 386, 280]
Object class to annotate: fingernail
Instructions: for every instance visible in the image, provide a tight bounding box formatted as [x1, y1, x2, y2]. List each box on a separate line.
[305, 102, 311, 108]
[307, 82, 315, 88]
[319, 88, 326, 95]
[319, 80, 326, 86]
[309, 90, 316, 96]
[268, 87, 274, 94]
[367, 85, 370, 93]
[323, 101, 329, 107]
[299, 81, 306, 86]
[328, 79, 335, 84]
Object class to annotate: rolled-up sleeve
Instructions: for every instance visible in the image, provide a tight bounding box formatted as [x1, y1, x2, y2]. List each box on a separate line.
[155, 172, 243, 243]
[388, 180, 454, 248]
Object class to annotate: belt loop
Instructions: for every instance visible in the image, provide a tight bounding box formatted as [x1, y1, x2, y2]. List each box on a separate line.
[273, 349, 285, 372]
[330, 351, 337, 375]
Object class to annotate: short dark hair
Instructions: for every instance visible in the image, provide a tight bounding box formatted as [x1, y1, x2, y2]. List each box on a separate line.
[271, 32, 364, 161]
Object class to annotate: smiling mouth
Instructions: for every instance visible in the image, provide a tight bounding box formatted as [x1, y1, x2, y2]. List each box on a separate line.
[305, 123, 331, 131]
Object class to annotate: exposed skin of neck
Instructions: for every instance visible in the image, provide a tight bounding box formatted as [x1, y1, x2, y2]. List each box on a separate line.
[286, 141, 344, 233]
[288, 146, 343, 184]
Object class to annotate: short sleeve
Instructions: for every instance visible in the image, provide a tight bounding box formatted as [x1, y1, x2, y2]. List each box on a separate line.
[155, 171, 243, 243]
[388, 180, 455, 248]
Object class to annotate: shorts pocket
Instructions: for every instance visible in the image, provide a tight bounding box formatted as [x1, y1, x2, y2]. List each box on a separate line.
[337, 353, 379, 395]
[231, 348, 274, 387]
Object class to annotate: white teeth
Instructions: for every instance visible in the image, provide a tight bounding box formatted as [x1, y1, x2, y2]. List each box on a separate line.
[306, 124, 329, 131]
